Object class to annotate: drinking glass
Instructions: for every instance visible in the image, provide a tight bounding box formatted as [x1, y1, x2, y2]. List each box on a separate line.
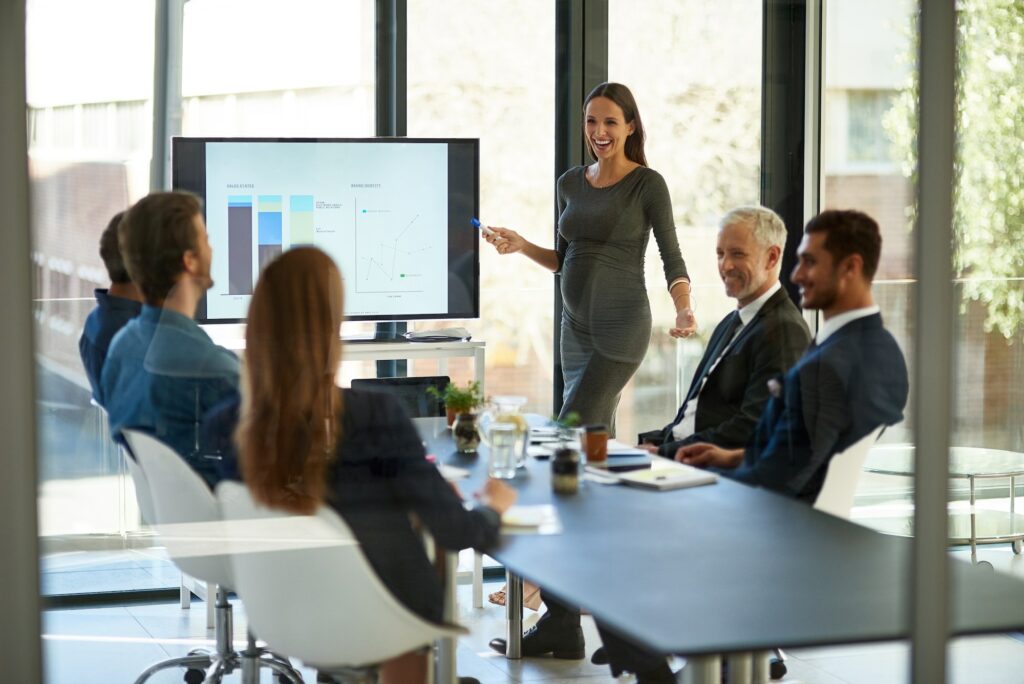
[487, 422, 519, 480]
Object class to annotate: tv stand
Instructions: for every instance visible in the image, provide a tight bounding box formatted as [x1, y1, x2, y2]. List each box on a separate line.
[342, 332, 408, 343]
[205, 328, 486, 393]
[341, 339, 486, 392]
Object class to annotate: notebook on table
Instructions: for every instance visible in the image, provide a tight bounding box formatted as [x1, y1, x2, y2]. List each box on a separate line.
[617, 464, 718, 491]
[586, 456, 717, 491]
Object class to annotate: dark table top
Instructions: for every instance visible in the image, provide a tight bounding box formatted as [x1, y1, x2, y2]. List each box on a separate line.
[419, 419, 1024, 657]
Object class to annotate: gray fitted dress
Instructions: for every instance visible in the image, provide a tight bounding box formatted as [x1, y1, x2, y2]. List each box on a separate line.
[556, 165, 689, 433]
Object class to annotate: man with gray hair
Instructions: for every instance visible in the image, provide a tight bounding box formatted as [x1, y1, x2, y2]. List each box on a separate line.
[591, 206, 812, 681]
[637, 205, 811, 459]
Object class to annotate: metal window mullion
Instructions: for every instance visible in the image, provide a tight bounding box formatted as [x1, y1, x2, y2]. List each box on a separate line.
[553, 0, 607, 414]
[911, 1, 957, 681]
[760, 0, 807, 308]
[375, 0, 407, 138]
[0, 0, 42, 679]
[374, 0, 407, 372]
[150, 0, 184, 191]
[803, 0, 823, 225]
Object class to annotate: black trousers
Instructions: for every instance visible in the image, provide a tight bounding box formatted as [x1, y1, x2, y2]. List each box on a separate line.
[539, 590, 579, 626]
[542, 590, 668, 677]
[595, 623, 667, 675]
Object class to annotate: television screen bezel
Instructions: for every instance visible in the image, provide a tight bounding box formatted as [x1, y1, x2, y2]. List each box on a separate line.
[171, 135, 480, 324]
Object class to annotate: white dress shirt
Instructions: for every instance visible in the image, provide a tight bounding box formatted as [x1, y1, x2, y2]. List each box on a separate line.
[671, 281, 782, 441]
[815, 305, 880, 345]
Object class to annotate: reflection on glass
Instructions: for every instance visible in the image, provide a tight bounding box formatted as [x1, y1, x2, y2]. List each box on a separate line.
[407, 0, 556, 417]
[181, 0, 374, 137]
[822, 0, 917, 524]
[609, 0, 763, 440]
[27, 0, 158, 594]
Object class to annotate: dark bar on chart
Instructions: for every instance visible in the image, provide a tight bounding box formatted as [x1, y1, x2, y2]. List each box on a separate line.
[227, 195, 253, 295]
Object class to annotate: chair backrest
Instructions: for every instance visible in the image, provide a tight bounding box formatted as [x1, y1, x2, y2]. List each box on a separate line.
[123, 447, 157, 526]
[216, 480, 465, 668]
[351, 375, 449, 418]
[123, 429, 233, 588]
[814, 426, 885, 520]
[93, 401, 157, 526]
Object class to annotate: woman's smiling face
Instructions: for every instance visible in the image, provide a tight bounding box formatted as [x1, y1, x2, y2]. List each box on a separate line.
[584, 96, 634, 162]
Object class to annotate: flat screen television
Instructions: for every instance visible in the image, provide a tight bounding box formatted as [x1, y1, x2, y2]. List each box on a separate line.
[171, 137, 479, 323]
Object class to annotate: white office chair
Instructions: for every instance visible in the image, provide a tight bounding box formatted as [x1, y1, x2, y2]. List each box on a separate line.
[216, 480, 468, 682]
[813, 426, 885, 519]
[124, 429, 303, 684]
[93, 399, 216, 627]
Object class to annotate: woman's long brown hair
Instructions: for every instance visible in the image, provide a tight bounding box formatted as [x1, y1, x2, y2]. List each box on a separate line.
[236, 247, 344, 514]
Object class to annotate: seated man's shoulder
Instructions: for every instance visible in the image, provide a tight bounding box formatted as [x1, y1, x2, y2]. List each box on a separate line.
[755, 299, 811, 353]
[148, 321, 239, 377]
[104, 318, 147, 364]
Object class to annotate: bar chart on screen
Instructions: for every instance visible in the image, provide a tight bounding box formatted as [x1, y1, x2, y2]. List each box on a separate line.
[203, 141, 452, 320]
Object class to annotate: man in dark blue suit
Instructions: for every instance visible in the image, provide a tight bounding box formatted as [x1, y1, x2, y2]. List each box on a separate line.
[597, 209, 909, 683]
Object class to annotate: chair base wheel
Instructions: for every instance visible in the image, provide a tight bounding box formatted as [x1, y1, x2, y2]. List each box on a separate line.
[184, 669, 205, 684]
[769, 657, 787, 680]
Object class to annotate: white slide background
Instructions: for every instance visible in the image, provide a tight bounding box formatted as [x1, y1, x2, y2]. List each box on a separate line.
[205, 141, 449, 320]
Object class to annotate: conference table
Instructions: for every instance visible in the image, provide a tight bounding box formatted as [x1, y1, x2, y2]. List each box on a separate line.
[417, 417, 1024, 684]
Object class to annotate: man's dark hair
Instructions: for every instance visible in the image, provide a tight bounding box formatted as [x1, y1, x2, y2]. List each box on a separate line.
[119, 191, 203, 305]
[99, 211, 130, 284]
[804, 209, 882, 281]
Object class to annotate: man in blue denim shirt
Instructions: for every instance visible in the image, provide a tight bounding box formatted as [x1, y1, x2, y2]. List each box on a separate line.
[101, 191, 239, 486]
[79, 211, 143, 403]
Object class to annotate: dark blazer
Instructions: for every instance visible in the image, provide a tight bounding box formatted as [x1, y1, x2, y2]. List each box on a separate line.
[723, 312, 909, 502]
[639, 287, 810, 455]
[203, 388, 500, 623]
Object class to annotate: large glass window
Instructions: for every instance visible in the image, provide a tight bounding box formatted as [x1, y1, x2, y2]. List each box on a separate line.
[180, 0, 374, 137]
[946, 0, 1024, 561]
[821, 0, 917, 526]
[608, 0, 764, 440]
[406, 0, 556, 415]
[27, 0, 157, 594]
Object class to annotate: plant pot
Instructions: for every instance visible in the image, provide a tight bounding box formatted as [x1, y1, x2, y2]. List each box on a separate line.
[446, 407, 457, 427]
[452, 412, 480, 453]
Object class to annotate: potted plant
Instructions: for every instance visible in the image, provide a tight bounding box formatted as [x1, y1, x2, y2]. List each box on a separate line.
[428, 381, 485, 452]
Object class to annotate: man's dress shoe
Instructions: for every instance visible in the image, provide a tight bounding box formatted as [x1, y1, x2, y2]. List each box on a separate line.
[487, 621, 585, 659]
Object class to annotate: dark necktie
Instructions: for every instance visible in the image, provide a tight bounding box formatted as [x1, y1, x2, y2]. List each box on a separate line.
[670, 311, 743, 427]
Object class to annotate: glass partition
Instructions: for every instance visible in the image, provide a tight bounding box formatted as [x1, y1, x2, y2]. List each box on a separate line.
[27, 0, 160, 595]
[180, 0, 374, 138]
[407, 0, 556, 415]
[608, 0, 763, 440]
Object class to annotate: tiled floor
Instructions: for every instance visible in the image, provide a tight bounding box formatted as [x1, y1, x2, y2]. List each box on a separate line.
[41, 547, 180, 595]
[43, 545, 1024, 683]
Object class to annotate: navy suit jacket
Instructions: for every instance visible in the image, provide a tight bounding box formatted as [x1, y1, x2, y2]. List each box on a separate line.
[722, 313, 908, 502]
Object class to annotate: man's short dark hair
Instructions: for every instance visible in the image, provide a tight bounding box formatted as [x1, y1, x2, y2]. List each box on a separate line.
[99, 211, 130, 284]
[119, 191, 203, 305]
[804, 209, 882, 281]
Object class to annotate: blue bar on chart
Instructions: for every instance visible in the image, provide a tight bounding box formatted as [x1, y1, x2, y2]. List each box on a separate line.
[257, 195, 283, 271]
[227, 195, 253, 295]
[290, 195, 314, 245]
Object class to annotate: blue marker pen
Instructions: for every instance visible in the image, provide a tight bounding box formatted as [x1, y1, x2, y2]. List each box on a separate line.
[470, 217, 496, 238]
